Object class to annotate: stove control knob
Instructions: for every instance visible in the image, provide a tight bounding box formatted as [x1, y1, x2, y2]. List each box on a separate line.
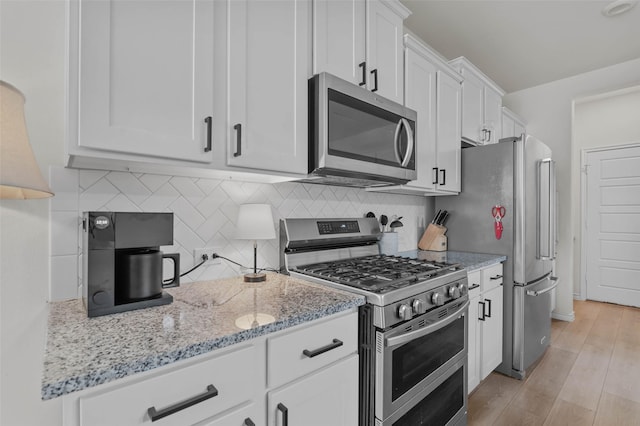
[412, 299, 426, 315]
[457, 282, 468, 296]
[398, 304, 413, 321]
[431, 292, 444, 306]
[448, 286, 461, 299]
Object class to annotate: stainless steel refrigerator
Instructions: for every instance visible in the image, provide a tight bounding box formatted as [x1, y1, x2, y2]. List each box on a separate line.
[436, 134, 558, 379]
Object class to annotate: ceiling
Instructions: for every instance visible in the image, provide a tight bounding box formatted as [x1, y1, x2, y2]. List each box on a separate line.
[400, 1, 640, 93]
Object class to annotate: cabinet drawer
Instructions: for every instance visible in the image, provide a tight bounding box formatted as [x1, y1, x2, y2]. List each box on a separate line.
[78, 345, 257, 426]
[481, 263, 503, 291]
[268, 312, 358, 389]
[467, 270, 481, 293]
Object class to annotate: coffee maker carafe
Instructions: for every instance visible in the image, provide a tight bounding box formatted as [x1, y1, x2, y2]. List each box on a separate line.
[83, 212, 180, 317]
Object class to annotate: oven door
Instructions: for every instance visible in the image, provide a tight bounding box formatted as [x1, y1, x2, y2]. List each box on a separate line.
[375, 298, 469, 421]
[379, 359, 468, 426]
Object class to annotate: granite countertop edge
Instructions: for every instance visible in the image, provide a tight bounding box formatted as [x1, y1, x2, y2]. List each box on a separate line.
[41, 278, 364, 401]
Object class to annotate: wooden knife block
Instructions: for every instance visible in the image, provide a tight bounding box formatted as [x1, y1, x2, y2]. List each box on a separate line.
[418, 223, 448, 251]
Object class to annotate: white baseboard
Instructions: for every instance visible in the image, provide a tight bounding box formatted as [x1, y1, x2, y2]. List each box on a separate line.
[552, 311, 575, 322]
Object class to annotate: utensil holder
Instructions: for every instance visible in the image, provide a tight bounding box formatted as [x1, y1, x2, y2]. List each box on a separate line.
[379, 232, 399, 255]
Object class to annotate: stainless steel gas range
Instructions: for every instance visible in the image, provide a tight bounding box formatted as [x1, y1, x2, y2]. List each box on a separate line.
[280, 217, 470, 426]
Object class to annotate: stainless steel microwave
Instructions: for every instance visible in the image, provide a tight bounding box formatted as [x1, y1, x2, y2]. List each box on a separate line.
[302, 72, 417, 187]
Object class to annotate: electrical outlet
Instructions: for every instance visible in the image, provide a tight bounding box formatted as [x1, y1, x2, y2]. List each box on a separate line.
[194, 247, 222, 265]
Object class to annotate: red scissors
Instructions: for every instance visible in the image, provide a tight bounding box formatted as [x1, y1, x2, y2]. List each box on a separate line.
[492, 205, 506, 239]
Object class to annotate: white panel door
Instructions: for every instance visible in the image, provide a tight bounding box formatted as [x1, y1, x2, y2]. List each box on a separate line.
[436, 70, 462, 192]
[586, 145, 640, 307]
[227, 0, 309, 174]
[78, 0, 214, 163]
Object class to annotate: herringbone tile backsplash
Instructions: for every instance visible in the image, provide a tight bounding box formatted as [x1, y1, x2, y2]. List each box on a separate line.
[49, 166, 430, 301]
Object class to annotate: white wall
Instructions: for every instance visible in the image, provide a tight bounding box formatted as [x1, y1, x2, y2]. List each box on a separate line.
[0, 0, 66, 424]
[504, 58, 640, 320]
[573, 86, 640, 298]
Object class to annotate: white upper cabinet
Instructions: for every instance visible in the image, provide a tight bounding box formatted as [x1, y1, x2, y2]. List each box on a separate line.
[226, 0, 310, 175]
[501, 107, 527, 140]
[449, 57, 505, 145]
[69, 0, 215, 164]
[369, 35, 462, 196]
[313, 0, 410, 104]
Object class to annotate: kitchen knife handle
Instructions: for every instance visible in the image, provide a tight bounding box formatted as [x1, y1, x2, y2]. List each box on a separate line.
[371, 69, 378, 92]
[359, 62, 366, 86]
[233, 123, 242, 157]
[204, 116, 212, 152]
[432, 168, 439, 185]
[478, 301, 486, 321]
[277, 403, 289, 426]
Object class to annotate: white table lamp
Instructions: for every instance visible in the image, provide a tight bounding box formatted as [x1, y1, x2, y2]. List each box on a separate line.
[236, 204, 276, 282]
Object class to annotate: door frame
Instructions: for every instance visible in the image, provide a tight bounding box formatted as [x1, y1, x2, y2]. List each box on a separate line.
[579, 142, 640, 301]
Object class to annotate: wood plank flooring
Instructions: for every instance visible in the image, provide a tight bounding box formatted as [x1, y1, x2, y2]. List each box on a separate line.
[468, 300, 640, 426]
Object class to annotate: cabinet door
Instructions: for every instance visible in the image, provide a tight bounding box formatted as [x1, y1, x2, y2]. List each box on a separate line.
[435, 71, 462, 192]
[403, 44, 437, 191]
[483, 87, 502, 144]
[312, 0, 366, 86]
[366, 0, 404, 104]
[480, 284, 503, 380]
[459, 71, 484, 144]
[77, 0, 214, 163]
[227, 0, 309, 174]
[268, 355, 358, 426]
[514, 120, 526, 139]
[501, 111, 515, 139]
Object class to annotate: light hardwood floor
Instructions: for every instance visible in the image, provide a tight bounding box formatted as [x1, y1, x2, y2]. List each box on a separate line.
[468, 300, 640, 426]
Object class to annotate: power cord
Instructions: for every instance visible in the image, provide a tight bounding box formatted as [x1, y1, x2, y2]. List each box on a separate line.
[211, 253, 281, 274]
[162, 254, 208, 284]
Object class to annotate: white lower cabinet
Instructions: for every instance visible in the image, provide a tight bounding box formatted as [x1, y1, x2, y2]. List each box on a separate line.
[63, 311, 359, 426]
[267, 355, 358, 426]
[467, 263, 504, 393]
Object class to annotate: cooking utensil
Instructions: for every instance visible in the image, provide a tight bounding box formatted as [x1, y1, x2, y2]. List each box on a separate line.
[440, 211, 450, 226]
[432, 209, 441, 224]
[366, 211, 376, 218]
[380, 215, 388, 232]
[390, 219, 403, 229]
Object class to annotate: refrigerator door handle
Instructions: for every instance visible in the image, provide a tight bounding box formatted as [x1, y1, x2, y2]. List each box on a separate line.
[537, 158, 556, 260]
[526, 276, 559, 296]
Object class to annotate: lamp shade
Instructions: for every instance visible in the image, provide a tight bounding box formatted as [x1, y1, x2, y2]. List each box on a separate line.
[0, 81, 53, 199]
[235, 204, 276, 240]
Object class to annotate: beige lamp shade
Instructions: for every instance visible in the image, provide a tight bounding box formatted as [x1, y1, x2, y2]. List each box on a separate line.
[0, 81, 53, 199]
[235, 204, 276, 240]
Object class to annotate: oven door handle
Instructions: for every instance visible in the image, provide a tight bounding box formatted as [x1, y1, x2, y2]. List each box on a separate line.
[385, 300, 470, 348]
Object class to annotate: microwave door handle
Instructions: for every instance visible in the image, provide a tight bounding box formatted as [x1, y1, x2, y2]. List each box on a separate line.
[385, 300, 469, 348]
[393, 118, 414, 167]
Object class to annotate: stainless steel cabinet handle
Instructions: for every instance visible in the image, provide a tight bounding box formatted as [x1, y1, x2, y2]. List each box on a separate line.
[487, 129, 492, 143]
[439, 169, 446, 186]
[277, 403, 289, 426]
[233, 123, 242, 157]
[478, 301, 486, 321]
[147, 384, 218, 422]
[358, 62, 366, 86]
[432, 167, 439, 185]
[302, 338, 343, 358]
[490, 275, 503, 280]
[243, 418, 255, 426]
[204, 116, 212, 152]
[485, 298, 492, 318]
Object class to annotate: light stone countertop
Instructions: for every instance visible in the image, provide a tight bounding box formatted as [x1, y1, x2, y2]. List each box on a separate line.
[399, 250, 507, 272]
[41, 273, 365, 400]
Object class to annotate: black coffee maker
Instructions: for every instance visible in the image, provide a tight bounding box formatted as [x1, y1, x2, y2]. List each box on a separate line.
[83, 212, 180, 317]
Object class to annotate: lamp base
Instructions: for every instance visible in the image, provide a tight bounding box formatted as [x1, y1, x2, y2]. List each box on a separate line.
[244, 272, 267, 283]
